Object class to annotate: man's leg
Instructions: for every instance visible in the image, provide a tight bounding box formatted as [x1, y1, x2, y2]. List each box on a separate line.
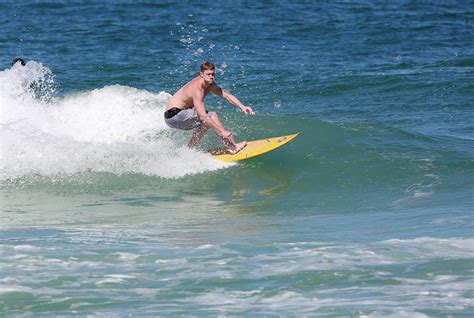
[188, 112, 246, 154]
[188, 124, 208, 147]
[187, 112, 219, 147]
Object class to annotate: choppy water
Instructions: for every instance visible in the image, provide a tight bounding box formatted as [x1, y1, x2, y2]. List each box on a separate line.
[1, 1, 473, 316]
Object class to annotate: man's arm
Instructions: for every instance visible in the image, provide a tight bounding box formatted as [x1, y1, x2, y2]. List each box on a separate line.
[210, 85, 255, 115]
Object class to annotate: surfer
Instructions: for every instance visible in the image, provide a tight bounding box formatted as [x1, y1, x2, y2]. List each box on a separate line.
[11, 58, 26, 66]
[164, 61, 255, 154]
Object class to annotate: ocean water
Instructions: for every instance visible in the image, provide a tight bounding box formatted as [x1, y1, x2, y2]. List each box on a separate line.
[1, 1, 473, 316]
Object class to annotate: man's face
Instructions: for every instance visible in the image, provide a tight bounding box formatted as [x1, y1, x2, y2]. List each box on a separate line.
[201, 69, 215, 84]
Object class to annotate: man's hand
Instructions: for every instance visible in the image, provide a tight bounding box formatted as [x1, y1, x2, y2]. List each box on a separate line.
[241, 105, 255, 115]
[221, 131, 234, 145]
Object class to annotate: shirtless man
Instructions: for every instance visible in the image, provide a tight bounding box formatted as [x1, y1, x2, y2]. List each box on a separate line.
[164, 61, 255, 154]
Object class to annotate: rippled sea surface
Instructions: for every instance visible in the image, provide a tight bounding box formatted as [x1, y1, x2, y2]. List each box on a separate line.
[1, 1, 473, 316]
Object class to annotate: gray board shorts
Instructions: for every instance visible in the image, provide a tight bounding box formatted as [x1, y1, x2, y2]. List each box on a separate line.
[164, 108, 209, 130]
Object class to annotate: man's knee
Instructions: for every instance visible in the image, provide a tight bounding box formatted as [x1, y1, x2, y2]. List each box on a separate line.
[208, 111, 217, 120]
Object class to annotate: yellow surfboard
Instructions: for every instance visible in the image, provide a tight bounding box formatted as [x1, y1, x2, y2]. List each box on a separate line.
[210, 133, 299, 162]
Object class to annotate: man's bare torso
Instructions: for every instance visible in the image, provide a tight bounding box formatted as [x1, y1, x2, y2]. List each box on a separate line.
[166, 76, 214, 111]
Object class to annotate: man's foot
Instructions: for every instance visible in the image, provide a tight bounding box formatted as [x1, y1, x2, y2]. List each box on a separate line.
[228, 141, 247, 154]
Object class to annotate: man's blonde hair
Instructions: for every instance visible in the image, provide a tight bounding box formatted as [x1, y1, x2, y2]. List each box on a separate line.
[200, 61, 215, 72]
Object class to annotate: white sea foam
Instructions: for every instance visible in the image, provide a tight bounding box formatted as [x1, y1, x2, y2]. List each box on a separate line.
[155, 258, 189, 266]
[13, 245, 41, 252]
[96, 274, 136, 285]
[0, 235, 472, 315]
[381, 237, 474, 258]
[196, 244, 214, 250]
[115, 252, 140, 261]
[359, 310, 430, 318]
[247, 237, 474, 278]
[0, 62, 228, 180]
[184, 278, 473, 314]
[0, 284, 36, 295]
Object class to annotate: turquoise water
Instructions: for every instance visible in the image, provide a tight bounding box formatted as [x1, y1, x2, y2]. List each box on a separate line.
[1, 1, 473, 316]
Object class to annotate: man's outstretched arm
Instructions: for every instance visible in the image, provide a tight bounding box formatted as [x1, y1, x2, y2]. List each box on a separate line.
[211, 85, 255, 115]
